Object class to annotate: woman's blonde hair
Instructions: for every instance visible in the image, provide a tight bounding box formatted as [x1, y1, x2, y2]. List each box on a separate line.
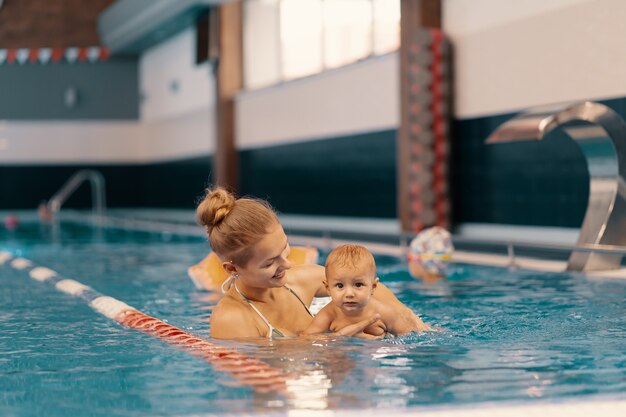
[196, 187, 279, 265]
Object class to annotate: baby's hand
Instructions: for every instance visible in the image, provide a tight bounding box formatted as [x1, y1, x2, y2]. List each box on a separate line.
[353, 331, 385, 340]
[335, 314, 381, 337]
[362, 316, 388, 338]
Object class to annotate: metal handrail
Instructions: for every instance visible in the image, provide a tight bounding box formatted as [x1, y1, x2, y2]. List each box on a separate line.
[54, 208, 626, 270]
[282, 225, 626, 258]
[449, 236, 626, 257]
[46, 169, 106, 224]
[448, 236, 626, 270]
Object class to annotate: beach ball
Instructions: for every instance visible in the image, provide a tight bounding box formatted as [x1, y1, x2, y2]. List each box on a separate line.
[408, 226, 453, 279]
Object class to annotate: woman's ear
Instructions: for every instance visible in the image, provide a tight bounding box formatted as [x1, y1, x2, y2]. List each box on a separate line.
[222, 261, 237, 275]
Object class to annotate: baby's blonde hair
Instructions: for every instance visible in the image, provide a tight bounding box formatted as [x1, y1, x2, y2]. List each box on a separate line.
[196, 187, 279, 265]
[325, 244, 376, 277]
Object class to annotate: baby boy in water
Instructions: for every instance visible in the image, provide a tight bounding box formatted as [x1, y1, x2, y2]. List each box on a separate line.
[304, 244, 430, 338]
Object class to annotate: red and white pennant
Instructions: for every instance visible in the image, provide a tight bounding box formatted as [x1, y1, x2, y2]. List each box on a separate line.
[0, 47, 110, 65]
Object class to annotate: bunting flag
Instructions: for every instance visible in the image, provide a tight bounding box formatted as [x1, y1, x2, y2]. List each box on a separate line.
[0, 47, 110, 66]
[38, 48, 52, 64]
[16, 48, 29, 65]
[65, 47, 79, 63]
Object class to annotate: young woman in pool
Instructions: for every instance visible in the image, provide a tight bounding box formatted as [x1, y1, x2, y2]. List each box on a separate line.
[197, 187, 429, 339]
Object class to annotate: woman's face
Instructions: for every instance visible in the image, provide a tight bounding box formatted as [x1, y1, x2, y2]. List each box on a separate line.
[235, 223, 293, 289]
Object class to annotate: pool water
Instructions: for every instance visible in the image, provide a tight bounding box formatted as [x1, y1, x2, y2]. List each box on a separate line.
[1, 222, 625, 417]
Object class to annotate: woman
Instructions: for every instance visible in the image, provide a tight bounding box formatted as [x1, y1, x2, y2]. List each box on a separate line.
[197, 187, 429, 339]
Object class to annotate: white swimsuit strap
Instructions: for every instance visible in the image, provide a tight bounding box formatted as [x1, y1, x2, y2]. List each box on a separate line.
[233, 281, 276, 338]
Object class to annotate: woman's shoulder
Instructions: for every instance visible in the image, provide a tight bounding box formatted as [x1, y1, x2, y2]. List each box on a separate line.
[213, 292, 255, 317]
[286, 264, 325, 292]
[211, 295, 244, 323]
[286, 264, 326, 298]
[210, 294, 261, 338]
[287, 263, 324, 282]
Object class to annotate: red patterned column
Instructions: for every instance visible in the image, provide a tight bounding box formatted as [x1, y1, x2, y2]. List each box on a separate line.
[403, 28, 451, 233]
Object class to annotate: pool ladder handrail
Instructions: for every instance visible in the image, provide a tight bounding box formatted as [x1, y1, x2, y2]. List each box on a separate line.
[445, 235, 626, 269]
[47, 169, 106, 224]
[485, 101, 626, 272]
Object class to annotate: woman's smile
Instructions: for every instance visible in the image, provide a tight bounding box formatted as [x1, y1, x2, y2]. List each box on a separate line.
[272, 269, 286, 280]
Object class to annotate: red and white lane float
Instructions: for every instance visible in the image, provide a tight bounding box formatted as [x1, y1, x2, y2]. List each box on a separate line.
[0, 251, 290, 394]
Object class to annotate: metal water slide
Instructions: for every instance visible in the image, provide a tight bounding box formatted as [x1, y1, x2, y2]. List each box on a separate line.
[486, 101, 626, 271]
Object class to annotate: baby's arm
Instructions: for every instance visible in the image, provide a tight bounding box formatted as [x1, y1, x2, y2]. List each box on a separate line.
[334, 314, 382, 338]
[302, 306, 383, 338]
[302, 306, 334, 335]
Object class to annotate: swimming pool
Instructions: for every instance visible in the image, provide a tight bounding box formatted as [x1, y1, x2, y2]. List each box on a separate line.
[1, 218, 625, 417]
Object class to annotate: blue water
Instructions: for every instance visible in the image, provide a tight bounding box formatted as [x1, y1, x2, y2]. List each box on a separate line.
[1, 222, 625, 417]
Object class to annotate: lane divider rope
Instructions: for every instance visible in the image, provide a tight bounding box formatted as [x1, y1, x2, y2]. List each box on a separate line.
[0, 251, 290, 394]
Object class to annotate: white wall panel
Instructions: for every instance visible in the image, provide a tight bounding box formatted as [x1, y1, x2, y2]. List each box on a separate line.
[444, 0, 626, 118]
[236, 53, 399, 149]
[0, 108, 213, 164]
[141, 107, 215, 159]
[0, 121, 143, 164]
[443, 0, 593, 37]
[139, 27, 216, 122]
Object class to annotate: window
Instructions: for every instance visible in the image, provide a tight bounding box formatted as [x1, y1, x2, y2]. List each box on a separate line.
[280, 0, 323, 80]
[243, 0, 281, 89]
[323, 0, 373, 69]
[373, 0, 401, 55]
[243, 0, 400, 89]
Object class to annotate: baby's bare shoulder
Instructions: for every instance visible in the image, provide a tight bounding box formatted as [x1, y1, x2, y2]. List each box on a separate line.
[316, 302, 339, 320]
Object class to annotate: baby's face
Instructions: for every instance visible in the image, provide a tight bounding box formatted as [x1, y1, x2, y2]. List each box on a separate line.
[325, 263, 378, 313]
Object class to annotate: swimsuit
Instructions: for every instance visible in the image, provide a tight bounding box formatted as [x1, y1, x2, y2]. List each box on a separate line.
[234, 281, 313, 339]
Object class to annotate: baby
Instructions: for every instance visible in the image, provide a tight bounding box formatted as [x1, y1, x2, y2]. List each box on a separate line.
[304, 244, 430, 338]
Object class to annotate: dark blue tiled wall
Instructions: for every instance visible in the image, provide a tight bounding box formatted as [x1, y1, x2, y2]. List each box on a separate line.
[240, 130, 397, 218]
[0, 157, 212, 209]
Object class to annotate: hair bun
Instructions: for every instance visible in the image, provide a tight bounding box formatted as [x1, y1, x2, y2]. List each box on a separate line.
[196, 187, 236, 231]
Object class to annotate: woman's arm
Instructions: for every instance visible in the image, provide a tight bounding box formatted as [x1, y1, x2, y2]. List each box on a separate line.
[374, 283, 432, 332]
[381, 303, 431, 334]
